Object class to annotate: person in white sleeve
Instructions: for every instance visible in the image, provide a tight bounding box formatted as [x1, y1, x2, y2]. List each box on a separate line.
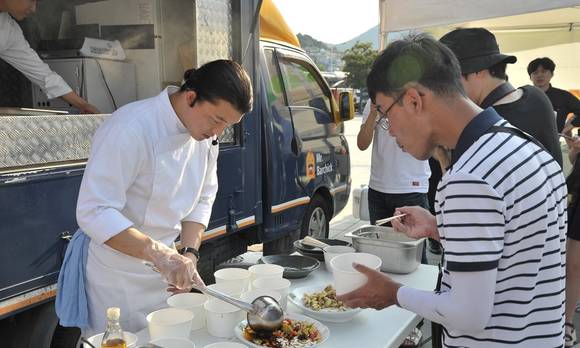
[357, 98, 430, 263]
[70, 59, 252, 336]
[338, 34, 567, 348]
[0, 0, 99, 113]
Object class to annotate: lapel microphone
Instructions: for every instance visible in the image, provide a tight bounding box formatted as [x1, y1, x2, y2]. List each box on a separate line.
[212, 137, 218, 146]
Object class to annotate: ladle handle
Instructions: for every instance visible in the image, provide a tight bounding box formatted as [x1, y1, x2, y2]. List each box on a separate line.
[198, 285, 255, 313]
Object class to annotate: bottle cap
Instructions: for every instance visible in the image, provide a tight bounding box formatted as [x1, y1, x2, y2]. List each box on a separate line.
[106, 307, 121, 321]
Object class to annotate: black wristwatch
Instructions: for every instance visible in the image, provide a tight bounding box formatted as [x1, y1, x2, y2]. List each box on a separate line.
[179, 246, 200, 260]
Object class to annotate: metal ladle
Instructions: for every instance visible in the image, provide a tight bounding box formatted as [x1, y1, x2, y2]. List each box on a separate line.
[199, 284, 284, 333]
[141, 261, 283, 332]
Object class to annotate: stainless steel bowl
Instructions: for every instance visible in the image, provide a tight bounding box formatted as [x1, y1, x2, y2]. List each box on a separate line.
[344, 225, 424, 274]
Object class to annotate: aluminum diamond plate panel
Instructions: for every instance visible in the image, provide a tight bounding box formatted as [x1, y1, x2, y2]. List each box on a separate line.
[196, 0, 233, 66]
[0, 114, 108, 170]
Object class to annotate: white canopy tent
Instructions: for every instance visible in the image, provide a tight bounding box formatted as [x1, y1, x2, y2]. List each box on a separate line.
[379, 0, 580, 36]
[379, 0, 580, 89]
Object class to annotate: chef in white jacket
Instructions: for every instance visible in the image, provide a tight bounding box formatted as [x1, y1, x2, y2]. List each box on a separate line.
[0, 0, 99, 113]
[75, 59, 253, 335]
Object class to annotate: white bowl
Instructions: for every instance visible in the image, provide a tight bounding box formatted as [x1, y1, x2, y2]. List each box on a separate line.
[323, 245, 356, 271]
[330, 252, 382, 295]
[247, 264, 284, 287]
[150, 337, 196, 348]
[203, 342, 248, 348]
[214, 268, 251, 293]
[146, 308, 194, 340]
[240, 289, 282, 307]
[167, 293, 208, 330]
[234, 312, 329, 348]
[206, 282, 243, 298]
[86, 331, 138, 347]
[251, 277, 291, 309]
[204, 299, 243, 338]
[288, 284, 363, 323]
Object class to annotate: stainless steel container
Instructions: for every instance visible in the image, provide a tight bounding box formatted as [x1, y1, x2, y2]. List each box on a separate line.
[344, 225, 424, 274]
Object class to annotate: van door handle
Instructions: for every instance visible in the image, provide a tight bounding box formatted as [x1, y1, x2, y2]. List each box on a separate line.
[291, 134, 303, 156]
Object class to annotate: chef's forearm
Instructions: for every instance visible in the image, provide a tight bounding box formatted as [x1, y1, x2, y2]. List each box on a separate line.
[104, 227, 156, 261]
[180, 221, 205, 252]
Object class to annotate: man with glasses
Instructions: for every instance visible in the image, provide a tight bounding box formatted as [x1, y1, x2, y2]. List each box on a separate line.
[57, 60, 253, 337]
[338, 34, 567, 348]
[357, 97, 431, 264]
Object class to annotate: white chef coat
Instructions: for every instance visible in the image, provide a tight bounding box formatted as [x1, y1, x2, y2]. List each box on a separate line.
[0, 12, 71, 99]
[76, 86, 219, 336]
[361, 100, 431, 193]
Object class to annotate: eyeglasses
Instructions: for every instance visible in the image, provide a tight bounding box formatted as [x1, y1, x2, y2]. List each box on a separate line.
[376, 92, 405, 131]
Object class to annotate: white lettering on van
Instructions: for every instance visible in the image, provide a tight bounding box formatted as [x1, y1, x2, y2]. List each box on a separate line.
[316, 162, 333, 175]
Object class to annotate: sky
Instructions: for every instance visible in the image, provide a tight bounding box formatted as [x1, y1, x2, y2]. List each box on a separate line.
[272, 0, 380, 45]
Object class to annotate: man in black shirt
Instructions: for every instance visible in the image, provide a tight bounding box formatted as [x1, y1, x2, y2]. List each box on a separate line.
[439, 28, 563, 167]
[528, 57, 580, 133]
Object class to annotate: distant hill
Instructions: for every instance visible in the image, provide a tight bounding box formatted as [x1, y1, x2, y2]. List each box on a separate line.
[297, 33, 330, 50]
[298, 25, 379, 52]
[335, 25, 379, 51]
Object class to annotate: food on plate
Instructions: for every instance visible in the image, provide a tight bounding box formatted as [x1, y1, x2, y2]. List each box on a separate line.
[303, 285, 347, 311]
[243, 318, 321, 348]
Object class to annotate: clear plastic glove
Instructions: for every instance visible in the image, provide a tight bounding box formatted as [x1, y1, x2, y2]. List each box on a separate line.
[167, 256, 205, 294]
[146, 241, 196, 290]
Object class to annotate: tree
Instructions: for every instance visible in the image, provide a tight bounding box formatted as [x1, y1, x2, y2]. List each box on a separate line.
[341, 42, 378, 90]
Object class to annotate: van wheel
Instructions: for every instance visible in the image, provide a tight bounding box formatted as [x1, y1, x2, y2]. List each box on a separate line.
[300, 195, 330, 239]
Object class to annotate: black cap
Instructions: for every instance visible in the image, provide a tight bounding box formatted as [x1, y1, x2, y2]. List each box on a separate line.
[439, 28, 517, 75]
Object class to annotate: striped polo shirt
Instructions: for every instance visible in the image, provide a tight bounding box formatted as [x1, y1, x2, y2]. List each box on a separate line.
[436, 108, 567, 347]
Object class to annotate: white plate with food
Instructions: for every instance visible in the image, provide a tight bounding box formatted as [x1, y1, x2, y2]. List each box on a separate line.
[234, 312, 329, 348]
[288, 284, 363, 323]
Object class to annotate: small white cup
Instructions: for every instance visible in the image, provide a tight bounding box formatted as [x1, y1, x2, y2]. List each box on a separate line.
[146, 308, 194, 340]
[323, 245, 356, 271]
[240, 289, 282, 305]
[214, 268, 251, 293]
[206, 282, 243, 299]
[330, 252, 382, 295]
[252, 277, 291, 309]
[204, 299, 244, 338]
[149, 337, 196, 348]
[248, 264, 284, 288]
[167, 293, 208, 330]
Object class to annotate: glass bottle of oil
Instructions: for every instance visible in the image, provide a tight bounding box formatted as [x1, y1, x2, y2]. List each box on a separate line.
[101, 307, 126, 348]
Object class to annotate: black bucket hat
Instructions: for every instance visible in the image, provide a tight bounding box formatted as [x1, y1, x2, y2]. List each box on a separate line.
[439, 28, 517, 75]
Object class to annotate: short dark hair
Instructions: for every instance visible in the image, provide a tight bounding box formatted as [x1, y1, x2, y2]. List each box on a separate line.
[367, 33, 464, 103]
[527, 57, 556, 76]
[488, 62, 507, 80]
[181, 59, 253, 114]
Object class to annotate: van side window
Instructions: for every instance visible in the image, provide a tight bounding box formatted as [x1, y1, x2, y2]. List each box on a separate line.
[278, 57, 333, 138]
[279, 60, 330, 113]
[263, 49, 288, 118]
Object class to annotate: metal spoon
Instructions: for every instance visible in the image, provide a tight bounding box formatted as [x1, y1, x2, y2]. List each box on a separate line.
[199, 284, 284, 333]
